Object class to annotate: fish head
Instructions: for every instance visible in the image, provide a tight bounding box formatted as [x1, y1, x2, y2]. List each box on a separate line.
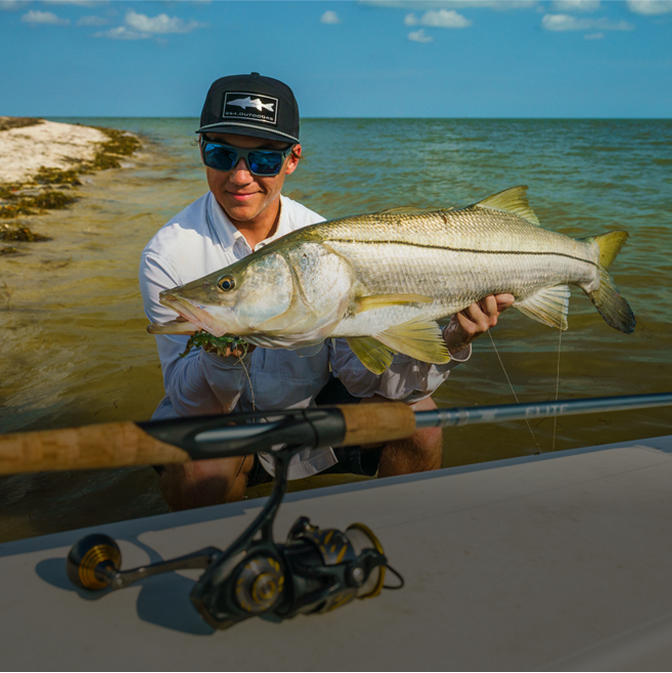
[157, 241, 356, 342]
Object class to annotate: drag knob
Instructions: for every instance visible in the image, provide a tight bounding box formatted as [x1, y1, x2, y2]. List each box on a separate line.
[66, 534, 121, 590]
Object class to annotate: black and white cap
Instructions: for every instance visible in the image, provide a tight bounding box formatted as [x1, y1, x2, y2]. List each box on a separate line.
[196, 72, 300, 144]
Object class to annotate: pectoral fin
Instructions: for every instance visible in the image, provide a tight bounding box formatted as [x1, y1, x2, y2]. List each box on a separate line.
[514, 285, 571, 330]
[355, 293, 433, 314]
[346, 337, 396, 375]
[375, 319, 450, 365]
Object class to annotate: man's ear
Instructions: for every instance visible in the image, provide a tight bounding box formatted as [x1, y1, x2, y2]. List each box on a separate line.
[284, 144, 301, 175]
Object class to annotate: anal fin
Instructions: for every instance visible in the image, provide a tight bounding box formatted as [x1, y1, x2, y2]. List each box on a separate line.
[514, 285, 570, 330]
[346, 337, 396, 375]
[375, 319, 450, 365]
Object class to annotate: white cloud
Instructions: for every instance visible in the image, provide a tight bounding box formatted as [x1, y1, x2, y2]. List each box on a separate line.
[321, 10, 340, 23]
[405, 9, 471, 27]
[584, 31, 604, 38]
[542, 13, 635, 30]
[21, 9, 69, 25]
[94, 25, 151, 40]
[43, 0, 103, 5]
[552, 0, 600, 11]
[77, 15, 110, 27]
[124, 9, 203, 34]
[408, 28, 433, 42]
[0, 0, 26, 10]
[626, 0, 672, 14]
[364, 1, 535, 9]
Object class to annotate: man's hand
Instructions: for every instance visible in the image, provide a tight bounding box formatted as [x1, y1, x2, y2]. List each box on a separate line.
[202, 341, 256, 358]
[443, 293, 515, 355]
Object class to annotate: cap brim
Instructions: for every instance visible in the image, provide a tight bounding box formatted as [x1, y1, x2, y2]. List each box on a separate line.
[195, 121, 299, 144]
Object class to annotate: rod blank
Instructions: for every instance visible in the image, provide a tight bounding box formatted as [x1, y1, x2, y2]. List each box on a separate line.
[415, 392, 672, 430]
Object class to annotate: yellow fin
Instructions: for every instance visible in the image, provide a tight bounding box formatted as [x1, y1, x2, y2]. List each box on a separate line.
[584, 230, 629, 269]
[355, 293, 433, 313]
[473, 186, 540, 226]
[375, 319, 450, 365]
[346, 337, 396, 375]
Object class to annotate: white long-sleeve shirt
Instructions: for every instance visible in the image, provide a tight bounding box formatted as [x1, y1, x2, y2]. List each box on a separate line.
[139, 191, 470, 479]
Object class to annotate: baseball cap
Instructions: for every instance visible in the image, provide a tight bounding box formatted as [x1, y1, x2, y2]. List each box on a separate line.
[196, 72, 300, 144]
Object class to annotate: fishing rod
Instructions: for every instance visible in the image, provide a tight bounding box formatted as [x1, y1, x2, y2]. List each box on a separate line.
[1, 392, 671, 475]
[5, 390, 670, 632]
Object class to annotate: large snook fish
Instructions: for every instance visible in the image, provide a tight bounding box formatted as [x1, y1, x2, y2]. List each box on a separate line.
[148, 186, 636, 374]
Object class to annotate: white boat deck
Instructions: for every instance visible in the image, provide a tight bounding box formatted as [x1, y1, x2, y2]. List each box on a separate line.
[2, 434, 672, 671]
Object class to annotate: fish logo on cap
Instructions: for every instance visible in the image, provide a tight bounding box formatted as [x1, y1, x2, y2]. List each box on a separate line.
[223, 92, 278, 125]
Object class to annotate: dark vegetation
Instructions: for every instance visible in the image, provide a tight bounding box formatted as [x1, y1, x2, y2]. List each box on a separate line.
[0, 120, 141, 244]
[0, 117, 43, 132]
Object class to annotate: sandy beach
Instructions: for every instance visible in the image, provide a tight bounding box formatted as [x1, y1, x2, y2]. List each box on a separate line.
[0, 116, 141, 245]
[0, 117, 111, 183]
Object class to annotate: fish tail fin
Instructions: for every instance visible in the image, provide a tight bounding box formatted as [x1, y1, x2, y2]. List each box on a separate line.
[582, 231, 636, 334]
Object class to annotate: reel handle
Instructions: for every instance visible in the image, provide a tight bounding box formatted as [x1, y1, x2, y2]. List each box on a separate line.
[66, 534, 221, 591]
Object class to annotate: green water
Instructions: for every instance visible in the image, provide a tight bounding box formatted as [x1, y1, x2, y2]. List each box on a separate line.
[1, 118, 671, 540]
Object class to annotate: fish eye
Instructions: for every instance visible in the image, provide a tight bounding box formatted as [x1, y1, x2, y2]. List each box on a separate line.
[217, 275, 236, 291]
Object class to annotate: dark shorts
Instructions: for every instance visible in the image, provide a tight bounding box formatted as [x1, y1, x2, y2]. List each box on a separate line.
[247, 376, 383, 486]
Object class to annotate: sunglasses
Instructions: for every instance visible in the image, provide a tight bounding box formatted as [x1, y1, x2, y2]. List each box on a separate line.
[200, 138, 294, 176]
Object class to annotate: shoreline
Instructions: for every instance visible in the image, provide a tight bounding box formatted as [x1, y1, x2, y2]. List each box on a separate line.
[0, 117, 141, 252]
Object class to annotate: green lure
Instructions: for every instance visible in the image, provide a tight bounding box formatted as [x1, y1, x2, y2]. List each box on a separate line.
[179, 332, 249, 359]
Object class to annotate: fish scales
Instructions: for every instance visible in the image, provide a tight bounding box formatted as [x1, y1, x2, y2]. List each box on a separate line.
[149, 186, 636, 374]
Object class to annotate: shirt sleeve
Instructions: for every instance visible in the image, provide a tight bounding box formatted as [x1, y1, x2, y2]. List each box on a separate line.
[139, 251, 252, 416]
[328, 334, 471, 404]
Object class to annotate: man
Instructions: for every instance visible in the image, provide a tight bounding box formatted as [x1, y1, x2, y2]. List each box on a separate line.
[140, 72, 513, 510]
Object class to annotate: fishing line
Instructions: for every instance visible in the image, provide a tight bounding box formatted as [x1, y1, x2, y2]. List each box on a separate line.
[487, 330, 541, 454]
[237, 351, 256, 412]
[552, 327, 563, 452]
[224, 350, 256, 502]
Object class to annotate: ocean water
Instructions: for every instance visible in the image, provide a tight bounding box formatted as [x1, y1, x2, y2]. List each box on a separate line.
[1, 117, 671, 540]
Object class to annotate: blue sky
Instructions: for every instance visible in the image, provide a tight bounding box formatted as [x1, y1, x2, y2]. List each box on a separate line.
[1, 0, 670, 118]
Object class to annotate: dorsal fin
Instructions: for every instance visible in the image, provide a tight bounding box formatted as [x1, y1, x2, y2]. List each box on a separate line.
[473, 186, 540, 226]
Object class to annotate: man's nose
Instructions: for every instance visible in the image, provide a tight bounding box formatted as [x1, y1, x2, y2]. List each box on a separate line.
[229, 157, 252, 182]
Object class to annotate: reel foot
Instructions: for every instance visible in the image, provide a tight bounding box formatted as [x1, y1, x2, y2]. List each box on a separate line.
[66, 534, 121, 591]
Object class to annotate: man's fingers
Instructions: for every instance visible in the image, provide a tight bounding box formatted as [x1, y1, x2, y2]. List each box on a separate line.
[495, 293, 515, 311]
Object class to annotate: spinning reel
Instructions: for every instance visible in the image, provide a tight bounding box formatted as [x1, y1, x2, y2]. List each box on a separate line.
[66, 434, 402, 630]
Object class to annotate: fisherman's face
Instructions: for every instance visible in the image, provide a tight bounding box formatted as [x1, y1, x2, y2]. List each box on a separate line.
[202, 132, 300, 229]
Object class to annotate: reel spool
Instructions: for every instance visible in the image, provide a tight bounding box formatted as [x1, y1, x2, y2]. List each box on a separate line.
[66, 444, 402, 630]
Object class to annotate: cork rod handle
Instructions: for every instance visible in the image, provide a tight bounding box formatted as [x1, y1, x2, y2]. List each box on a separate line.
[337, 402, 417, 447]
[0, 422, 190, 475]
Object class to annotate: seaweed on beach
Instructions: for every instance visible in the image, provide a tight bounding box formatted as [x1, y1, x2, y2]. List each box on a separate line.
[0, 224, 51, 242]
[89, 128, 142, 169]
[0, 189, 74, 219]
[33, 166, 82, 186]
[0, 246, 20, 256]
[0, 117, 43, 132]
[0, 121, 141, 237]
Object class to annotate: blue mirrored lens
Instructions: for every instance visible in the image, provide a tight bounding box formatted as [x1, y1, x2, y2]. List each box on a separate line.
[203, 144, 237, 171]
[248, 151, 284, 175]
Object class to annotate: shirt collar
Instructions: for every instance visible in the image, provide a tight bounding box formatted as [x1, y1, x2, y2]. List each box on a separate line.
[206, 192, 289, 253]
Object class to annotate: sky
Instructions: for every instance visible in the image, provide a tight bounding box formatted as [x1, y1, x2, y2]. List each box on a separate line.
[0, 0, 670, 118]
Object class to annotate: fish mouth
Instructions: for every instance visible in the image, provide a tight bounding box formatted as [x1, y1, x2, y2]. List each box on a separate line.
[154, 292, 229, 337]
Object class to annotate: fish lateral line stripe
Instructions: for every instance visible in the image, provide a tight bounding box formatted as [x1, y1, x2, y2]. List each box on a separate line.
[326, 239, 598, 267]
